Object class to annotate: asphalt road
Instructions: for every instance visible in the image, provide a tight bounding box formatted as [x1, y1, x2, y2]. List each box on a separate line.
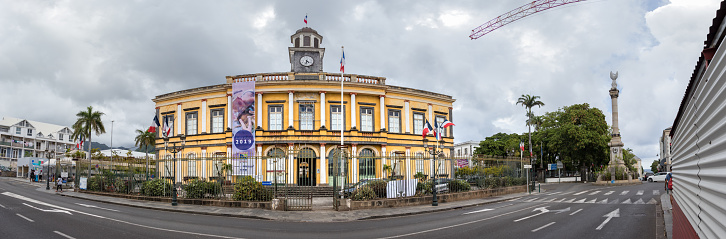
[0, 178, 663, 239]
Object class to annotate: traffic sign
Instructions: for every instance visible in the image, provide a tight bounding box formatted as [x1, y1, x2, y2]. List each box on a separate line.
[524, 164, 532, 169]
[557, 161, 564, 169]
[548, 164, 557, 170]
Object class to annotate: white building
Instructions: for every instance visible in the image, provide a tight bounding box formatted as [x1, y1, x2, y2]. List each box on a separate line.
[0, 117, 77, 169]
[99, 149, 156, 159]
[453, 140, 479, 167]
[658, 127, 672, 172]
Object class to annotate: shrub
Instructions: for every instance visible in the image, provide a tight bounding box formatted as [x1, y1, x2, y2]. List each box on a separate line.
[416, 181, 433, 195]
[113, 178, 128, 193]
[87, 175, 103, 191]
[485, 177, 500, 189]
[351, 186, 376, 201]
[233, 176, 273, 201]
[184, 179, 221, 199]
[448, 180, 471, 192]
[366, 180, 388, 198]
[142, 179, 172, 196]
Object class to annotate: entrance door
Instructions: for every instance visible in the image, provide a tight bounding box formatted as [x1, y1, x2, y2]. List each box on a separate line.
[297, 149, 316, 186]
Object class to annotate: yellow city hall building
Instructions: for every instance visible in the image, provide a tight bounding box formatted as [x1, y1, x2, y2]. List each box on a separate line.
[153, 27, 455, 186]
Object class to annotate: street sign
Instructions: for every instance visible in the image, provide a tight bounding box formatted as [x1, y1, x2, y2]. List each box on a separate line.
[524, 164, 532, 169]
[557, 161, 564, 169]
[261, 181, 272, 186]
[548, 164, 557, 170]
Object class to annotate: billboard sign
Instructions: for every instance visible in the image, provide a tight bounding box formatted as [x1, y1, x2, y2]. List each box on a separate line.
[232, 80, 256, 176]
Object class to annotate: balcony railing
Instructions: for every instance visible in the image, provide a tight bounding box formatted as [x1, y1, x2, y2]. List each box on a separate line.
[229, 72, 386, 86]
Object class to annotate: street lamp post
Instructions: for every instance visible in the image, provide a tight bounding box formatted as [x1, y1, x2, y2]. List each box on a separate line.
[423, 139, 444, 206]
[45, 149, 52, 190]
[164, 134, 185, 206]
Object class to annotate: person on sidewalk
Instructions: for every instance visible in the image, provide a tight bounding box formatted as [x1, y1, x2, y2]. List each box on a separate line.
[56, 176, 63, 192]
[30, 170, 35, 182]
[665, 172, 672, 194]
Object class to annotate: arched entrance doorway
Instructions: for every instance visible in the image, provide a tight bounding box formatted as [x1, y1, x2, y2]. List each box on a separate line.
[297, 148, 316, 186]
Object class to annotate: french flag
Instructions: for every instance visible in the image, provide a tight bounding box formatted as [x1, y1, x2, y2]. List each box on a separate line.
[422, 119, 435, 139]
[440, 118, 455, 128]
[163, 117, 173, 138]
[304, 14, 308, 25]
[340, 49, 345, 73]
[75, 136, 84, 149]
[148, 115, 160, 133]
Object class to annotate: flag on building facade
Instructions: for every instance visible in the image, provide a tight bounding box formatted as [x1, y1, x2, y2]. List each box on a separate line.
[423, 119, 435, 139]
[163, 117, 173, 138]
[434, 120, 442, 141]
[148, 115, 160, 133]
[340, 49, 345, 73]
[440, 118, 455, 128]
[520, 142, 525, 152]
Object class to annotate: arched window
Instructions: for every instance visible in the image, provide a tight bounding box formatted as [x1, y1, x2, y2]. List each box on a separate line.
[266, 148, 286, 184]
[359, 149, 375, 180]
[328, 149, 349, 185]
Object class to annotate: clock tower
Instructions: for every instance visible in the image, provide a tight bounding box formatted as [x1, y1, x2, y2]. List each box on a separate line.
[289, 27, 325, 76]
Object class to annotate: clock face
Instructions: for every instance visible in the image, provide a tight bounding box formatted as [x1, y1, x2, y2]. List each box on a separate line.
[300, 56, 314, 66]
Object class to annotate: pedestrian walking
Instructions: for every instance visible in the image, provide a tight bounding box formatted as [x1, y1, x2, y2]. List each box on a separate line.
[56, 176, 63, 192]
[30, 170, 35, 182]
[665, 172, 672, 194]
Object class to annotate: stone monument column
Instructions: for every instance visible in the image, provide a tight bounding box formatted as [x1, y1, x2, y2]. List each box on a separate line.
[607, 71, 627, 181]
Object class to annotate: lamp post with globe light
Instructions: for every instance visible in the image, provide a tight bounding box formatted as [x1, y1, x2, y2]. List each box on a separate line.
[423, 138, 445, 206]
[164, 134, 185, 206]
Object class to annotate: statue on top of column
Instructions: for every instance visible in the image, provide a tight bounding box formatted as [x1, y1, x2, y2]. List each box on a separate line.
[610, 71, 618, 90]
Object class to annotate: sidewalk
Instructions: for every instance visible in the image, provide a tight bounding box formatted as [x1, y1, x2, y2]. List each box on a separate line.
[12, 178, 530, 222]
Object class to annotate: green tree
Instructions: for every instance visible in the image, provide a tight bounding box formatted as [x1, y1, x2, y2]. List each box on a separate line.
[546, 103, 609, 180]
[134, 129, 156, 180]
[622, 148, 637, 172]
[71, 106, 106, 176]
[474, 132, 522, 157]
[650, 160, 659, 173]
[517, 94, 545, 168]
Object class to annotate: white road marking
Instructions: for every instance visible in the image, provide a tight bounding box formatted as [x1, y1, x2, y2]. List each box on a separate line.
[636, 190, 644, 195]
[620, 191, 629, 195]
[621, 199, 632, 204]
[604, 191, 614, 195]
[23, 203, 72, 215]
[0, 203, 6, 208]
[585, 198, 597, 204]
[648, 198, 658, 204]
[514, 207, 549, 222]
[588, 191, 601, 195]
[75, 203, 120, 212]
[553, 198, 565, 203]
[573, 190, 589, 195]
[378, 204, 547, 239]
[634, 198, 645, 204]
[596, 208, 620, 230]
[597, 199, 608, 204]
[608, 199, 619, 204]
[464, 208, 493, 215]
[54, 231, 76, 239]
[2, 192, 243, 239]
[569, 209, 583, 215]
[525, 197, 539, 202]
[17, 213, 34, 222]
[653, 190, 660, 195]
[573, 198, 586, 203]
[532, 222, 556, 232]
[563, 198, 575, 203]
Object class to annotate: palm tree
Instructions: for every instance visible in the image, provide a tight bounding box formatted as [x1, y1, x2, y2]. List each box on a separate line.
[134, 129, 156, 180]
[516, 94, 544, 168]
[71, 106, 106, 177]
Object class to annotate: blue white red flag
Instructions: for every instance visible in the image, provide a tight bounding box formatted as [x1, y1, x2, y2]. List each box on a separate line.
[423, 119, 435, 139]
[440, 118, 455, 128]
[434, 120, 442, 141]
[149, 115, 160, 133]
[520, 142, 525, 152]
[75, 136, 84, 149]
[340, 50, 345, 73]
[304, 14, 308, 25]
[163, 117, 173, 138]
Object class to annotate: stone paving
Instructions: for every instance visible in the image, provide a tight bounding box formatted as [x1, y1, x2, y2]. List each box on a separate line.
[9, 178, 530, 222]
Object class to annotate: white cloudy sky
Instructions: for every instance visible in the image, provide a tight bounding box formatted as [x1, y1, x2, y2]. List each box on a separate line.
[0, 0, 721, 166]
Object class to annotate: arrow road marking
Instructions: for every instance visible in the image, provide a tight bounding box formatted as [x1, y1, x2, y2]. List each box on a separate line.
[464, 208, 493, 215]
[23, 203, 72, 215]
[76, 203, 120, 212]
[653, 190, 660, 195]
[550, 207, 571, 214]
[532, 222, 556, 232]
[514, 207, 549, 222]
[596, 208, 620, 230]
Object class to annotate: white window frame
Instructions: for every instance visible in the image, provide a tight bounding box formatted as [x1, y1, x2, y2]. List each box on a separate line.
[211, 109, 224, 133]
[299, 103, 314, 130]
[413, 113, 424, 135]
[186, 112, 198, 135]
[330, 105, 345, 131]
[269, 105, 283, 131]
[360, 107, 374, 132]
[388, 110, 401, 133]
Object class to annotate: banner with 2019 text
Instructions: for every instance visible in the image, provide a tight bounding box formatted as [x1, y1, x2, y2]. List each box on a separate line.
[232, 81, 255, 176]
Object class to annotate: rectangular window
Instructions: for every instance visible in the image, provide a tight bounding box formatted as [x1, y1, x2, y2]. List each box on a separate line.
[186, 112, 198, 135]
[188, 160, 197, 177]
[413, 113, 424, 135]
[436, 116, 446, 137]
[163, 115, 174, 137]
[16, 127, 21, 135]
[299, 103, 314, 130]
[388, 110, 401, 133]
[59, 133, 63, 141]
[330, 105, 345, 131]
[27, 129, 33, 137]
[211, 109, 224, 133]
[268, 105, 283, 130]
[416, 159, 424, 173]
[360, 107, 374, 132]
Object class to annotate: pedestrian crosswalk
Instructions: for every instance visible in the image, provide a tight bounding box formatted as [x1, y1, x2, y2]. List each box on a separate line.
[515, 189, 662, 205]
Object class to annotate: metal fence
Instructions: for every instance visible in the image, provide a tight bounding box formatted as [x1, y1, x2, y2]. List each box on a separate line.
[73, 152, 529, 209]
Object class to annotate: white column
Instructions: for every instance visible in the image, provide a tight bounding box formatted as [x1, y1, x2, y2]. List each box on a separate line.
[351, 93, 357, 129]
[320, 92, 326, 128]
[288, 91, 294, 128]
[404, 101, 411, 133]
[257, 93, 263, 129]
[176, 151, 182, 182]
[320, 144, 327, 184]
[381, 145, 387, 170]
[288, 144, 294, 184]
[227, 95, 232, 131]
[428, 104, 433, 123]
[201, 148, 207, 179]
[352, 144, 358, 183]
[201, 100, 207, 133]
[177, 104, 182, 135]
[380, 95, 385, 131]
[256, 145, 262, 176]
[405, 147, 411, 180]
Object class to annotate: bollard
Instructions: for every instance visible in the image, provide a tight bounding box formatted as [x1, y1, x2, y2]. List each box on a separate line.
[538, 183, 540, 193]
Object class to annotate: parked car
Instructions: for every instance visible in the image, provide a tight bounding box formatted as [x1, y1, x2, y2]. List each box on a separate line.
[433, 178, 454, 193]
[649, 172, 669, 182]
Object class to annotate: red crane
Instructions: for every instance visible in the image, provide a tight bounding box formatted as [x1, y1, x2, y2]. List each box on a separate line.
[470, 0, 587, 39]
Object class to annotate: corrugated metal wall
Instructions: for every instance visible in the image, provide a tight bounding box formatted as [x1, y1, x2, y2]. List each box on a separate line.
[671, 39, 726, 239]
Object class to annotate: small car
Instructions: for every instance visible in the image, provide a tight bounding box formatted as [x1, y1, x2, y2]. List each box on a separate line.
[649, 172, 669, 182]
